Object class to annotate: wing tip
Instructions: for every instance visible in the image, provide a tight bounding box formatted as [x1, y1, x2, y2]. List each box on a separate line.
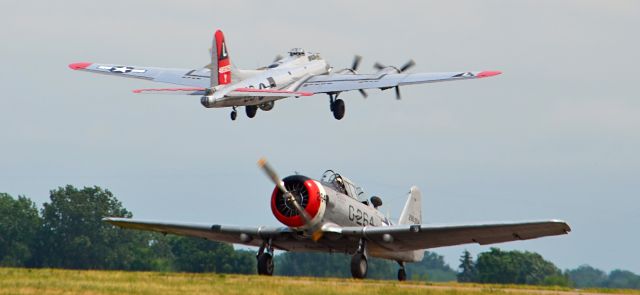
[477, 70, 502, 78]
[69, 62, 92, 70]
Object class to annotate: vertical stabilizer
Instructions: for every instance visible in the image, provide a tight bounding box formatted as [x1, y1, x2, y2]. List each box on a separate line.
[398, 186, 424, 262]
[211, 30, 232, 87]
[399, 186, 422, 225]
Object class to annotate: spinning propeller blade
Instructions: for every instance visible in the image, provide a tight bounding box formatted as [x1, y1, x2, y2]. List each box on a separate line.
[374, 59, 416, 100]
[258, 158, 323, 241]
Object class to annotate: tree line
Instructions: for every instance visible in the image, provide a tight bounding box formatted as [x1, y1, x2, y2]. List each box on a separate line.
[1, 186, 638, 289]
[457, 249, 640, 289]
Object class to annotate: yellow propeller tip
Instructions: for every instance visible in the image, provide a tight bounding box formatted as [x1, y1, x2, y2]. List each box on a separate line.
[311, 230, 323, 242]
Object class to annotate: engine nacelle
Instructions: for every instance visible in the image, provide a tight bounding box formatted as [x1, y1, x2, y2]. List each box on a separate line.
[270, 175, 326, 228]
[375, 67, 400, 75]
[200, 96, 213, 108]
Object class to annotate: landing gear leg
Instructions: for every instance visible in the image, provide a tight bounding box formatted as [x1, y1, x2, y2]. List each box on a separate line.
[230, 107, 238, 121]
[328, 93, 345, 120]
[397, 261, 407, 281]
[350, 239, 368, 279]
[257, 239, 274, 276]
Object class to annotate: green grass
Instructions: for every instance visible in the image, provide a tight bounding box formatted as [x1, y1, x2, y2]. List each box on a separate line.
[0, 267, 637, 295]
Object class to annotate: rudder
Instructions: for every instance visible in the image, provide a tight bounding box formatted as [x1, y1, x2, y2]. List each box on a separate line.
[211, 30, 232, 87]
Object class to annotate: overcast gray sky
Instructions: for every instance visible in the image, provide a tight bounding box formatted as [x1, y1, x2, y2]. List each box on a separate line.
[1, 0, 638, 273]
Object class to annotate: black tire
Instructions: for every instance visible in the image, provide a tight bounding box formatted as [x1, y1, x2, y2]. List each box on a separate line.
[230, 111, 237, 121]
[332, 99, 345, 120]
[257, 253, 274, 276]
[245, 105, 258, 118]
[350, 253, 367, 279]
[398, 268, 407, 281]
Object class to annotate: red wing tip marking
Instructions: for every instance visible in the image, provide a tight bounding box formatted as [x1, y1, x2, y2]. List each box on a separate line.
[235, 88, 314, 96]
[68, 62, 92, 70]
[477, 70, 502, 78]
[132, 87, 206, 94]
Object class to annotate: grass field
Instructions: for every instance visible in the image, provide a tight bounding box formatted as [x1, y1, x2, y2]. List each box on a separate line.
[1, 268, 638, 295]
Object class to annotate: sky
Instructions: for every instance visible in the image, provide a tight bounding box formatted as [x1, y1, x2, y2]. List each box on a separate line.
[1, 1, 639, 273]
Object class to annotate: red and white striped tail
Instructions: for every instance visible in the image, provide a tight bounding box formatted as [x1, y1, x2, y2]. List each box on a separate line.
[212, 30, 231, 87]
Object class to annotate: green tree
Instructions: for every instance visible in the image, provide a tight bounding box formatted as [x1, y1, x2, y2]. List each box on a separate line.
[475, 248, 567, 286]
[168, 236, 254, 274]
[566, 265, 608, 288]
[606, 270, 640, 289]
[0, 193, 41, 267]
[457, 250, 477, 283]
[35, 185, 153, 269]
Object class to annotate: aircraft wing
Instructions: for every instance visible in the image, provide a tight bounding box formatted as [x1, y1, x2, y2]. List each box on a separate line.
[103, 217, 302, 248]
[296, 71, 501, 94]
[337, 220, 570, 251]
[69, 62, 211, 88]
[104, 217, 357, 252]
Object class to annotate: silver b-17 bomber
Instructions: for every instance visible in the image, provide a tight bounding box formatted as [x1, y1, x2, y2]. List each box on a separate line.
[69, 30, 501, 121]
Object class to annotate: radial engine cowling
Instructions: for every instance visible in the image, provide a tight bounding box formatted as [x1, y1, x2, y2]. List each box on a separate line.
[270, 175, 326, 228]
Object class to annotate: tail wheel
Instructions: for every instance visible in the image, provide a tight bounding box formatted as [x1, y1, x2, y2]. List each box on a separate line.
[257, 253, 274, 276]
[246, 105, 258, 118]
[350, 253, 367, 279]
[230, 110, 237, 121]
[332, 99, 345, 120]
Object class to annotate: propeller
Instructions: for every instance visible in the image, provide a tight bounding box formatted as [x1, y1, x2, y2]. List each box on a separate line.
[257, 158, 323, 241]
[374, 59, 416, 100]
[349, 55, 368, 98]
[374, 59, 415, 73]
[351, 55, 362, 72]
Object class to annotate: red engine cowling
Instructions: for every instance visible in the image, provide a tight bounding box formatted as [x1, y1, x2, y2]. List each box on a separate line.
[270, 175, 322, 228]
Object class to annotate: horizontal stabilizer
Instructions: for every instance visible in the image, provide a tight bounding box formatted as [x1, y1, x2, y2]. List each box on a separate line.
[132, 88, 206, 95]
[225, 88, 314, 97]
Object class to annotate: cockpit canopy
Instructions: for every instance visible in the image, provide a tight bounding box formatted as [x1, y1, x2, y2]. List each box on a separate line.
[288, 48, 306, 56]
[320, 170, 366, 201]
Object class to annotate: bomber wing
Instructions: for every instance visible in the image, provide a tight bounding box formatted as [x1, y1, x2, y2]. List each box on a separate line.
[69, 62, 211, 88]
[296, 71, 501, 94]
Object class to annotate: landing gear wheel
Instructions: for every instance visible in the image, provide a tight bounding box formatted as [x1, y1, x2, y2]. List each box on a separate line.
[245, 105, 258, 118]
[332, 99, 345, 120]
[350, 253, 368, 279]
[397, 268, 407, 281]
[230, 110, 237, 121]
[257, 253, 274, 276]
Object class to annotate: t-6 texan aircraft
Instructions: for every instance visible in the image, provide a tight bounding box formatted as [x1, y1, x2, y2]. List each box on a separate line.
[104, 159, 570, 281]
[69, 30, 501, 121]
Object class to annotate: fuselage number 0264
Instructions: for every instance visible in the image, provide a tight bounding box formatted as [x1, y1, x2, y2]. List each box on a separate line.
[348, 205, 375, 226]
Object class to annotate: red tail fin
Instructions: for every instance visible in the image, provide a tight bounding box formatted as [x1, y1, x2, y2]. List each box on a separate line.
[212, 30, 231, 86]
